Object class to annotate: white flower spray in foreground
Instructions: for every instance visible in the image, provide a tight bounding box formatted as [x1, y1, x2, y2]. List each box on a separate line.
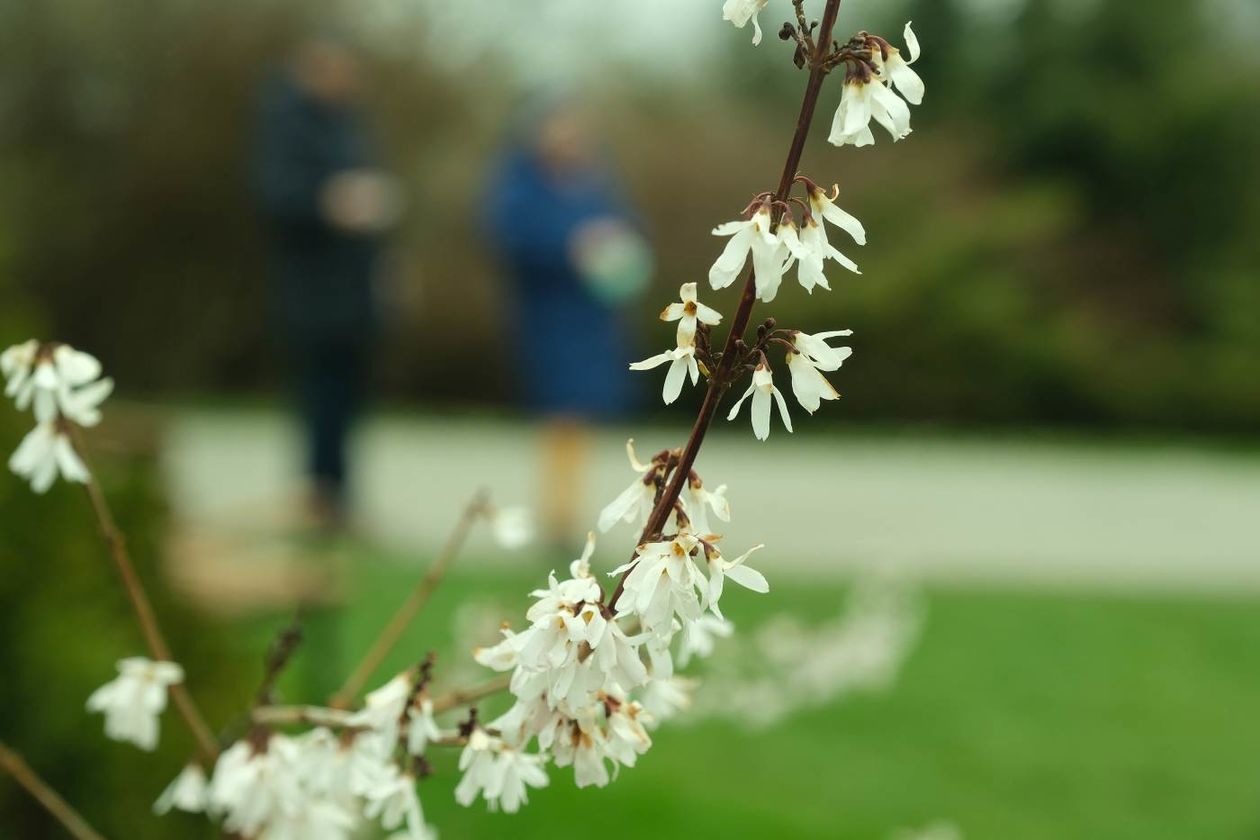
[1, 4, 932, 837]
[2, 340, 112, 492]
[86, 658, 184, 751]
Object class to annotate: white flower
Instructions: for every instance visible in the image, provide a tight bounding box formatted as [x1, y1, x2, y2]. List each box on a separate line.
[9, 421, 90, 493]
[792, 329, 854, 370]
[513, 568, 650, 712]
[829, 23, 923, 147]
[630, 344, 700, 405]
[406, 697, 443, 756]
[454, 728, 501, 808]
[85, 657, 183, 751]
[786, 330, 851, 413]
[208, 741, 262, 826]
[348, 673, 412, 746]
[362, 764, 429, 838]
[0, 340, 37, 399]
[2, 341, 112, 425]
[488, 505, 533, 549]
[345, 731, 395, 798]
[582, 604, 650, 691]
[293, 728, 358, 807]
[259, 799, 356, 840]
[722, 0, 768, 45]
[709, 203, 789, 302]
[610, 534, 706, 634]
[807, 183, 867, 246]
[682, 478, 729, 538]
[702, 543, 768, 617]
[597, 440, 656, 533]
[678, 614, 734, 667]
[834, 77, 913, 146]
[490, 746, 550, 813]
[153, 763, 209, 815]
[727, 362, 793, 440]
[543, 714, 612, 789]
[879, 22, 924, 106]
[474, 625, 524, 672]
[458, 730, 546, 816]
[638, 676, 698, 725]
[786, 351, 839, 413]
[660, 282, 722, 347]
[604, 701, 652, 769]
[526, 536, 601, 622]
[829, 80, 877, 147]
[208, 736, 319, 837]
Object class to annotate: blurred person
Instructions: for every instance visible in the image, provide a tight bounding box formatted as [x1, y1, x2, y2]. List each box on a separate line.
[253, 35, 400, 532]
[483, 97, 651, 548]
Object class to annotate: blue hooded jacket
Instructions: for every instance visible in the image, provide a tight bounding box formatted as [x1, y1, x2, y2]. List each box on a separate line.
[483, 148, 639, 419]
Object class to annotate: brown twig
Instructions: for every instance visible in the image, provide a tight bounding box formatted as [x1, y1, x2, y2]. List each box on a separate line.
[80, 466, 219, 762]
[329, 489, 490, 708]
[251, 704, 357, 729]
[0, 740, 108, 840]
[430, 675, 512, 714]
[254, 617, 304, 708]
[609, 0, 846, 610]
[254, 673, 510, 729]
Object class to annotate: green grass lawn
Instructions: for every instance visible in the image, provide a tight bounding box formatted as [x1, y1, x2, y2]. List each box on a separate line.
[242, 551, 1260, 840]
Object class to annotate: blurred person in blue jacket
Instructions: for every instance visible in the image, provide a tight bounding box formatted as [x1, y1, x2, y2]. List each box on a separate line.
[483, 97, 652, 546]
[253, 35, 400, 531]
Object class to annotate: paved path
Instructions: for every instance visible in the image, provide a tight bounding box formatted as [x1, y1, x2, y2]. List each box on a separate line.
[162, 408, 1260, 594]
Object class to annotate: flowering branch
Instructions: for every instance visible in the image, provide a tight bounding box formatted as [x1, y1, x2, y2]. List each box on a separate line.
[330, 488, 490, 709]
[0, 740, 107, 840]
[2, 4, 928, 835]
[80, 452, 220, 762]
[610, 0, 845, 610]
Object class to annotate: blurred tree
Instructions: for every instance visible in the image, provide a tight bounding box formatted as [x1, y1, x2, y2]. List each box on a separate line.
[0, 0, 1256, 431]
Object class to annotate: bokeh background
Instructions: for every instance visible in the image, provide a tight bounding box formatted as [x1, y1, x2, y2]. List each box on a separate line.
[3, 0, 1259, 838]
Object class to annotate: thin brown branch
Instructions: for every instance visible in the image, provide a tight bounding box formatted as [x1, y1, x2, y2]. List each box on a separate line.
[80, 462, 219, 762]
[610, 0, 846, 610]
[252, 704, 356, 729]
[330, 489, 489, 708]
[254, 617, 304, 709]
[430, 675, 511, 714]
[0, 740, 108, 840]
[254, 673, 509, 729]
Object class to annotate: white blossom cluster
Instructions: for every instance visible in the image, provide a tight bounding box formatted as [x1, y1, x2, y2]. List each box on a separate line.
[463, 449, 768, 796]
[153, 672, 446, 839]
[660, 188, 858, 441]
[1, 339, 112, 492]
[629, 282, 721, 405]
[830, 23, 924, 147]
[719, 7, 926, 147]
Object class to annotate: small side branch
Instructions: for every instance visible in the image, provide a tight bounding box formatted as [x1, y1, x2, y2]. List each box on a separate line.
[330, 489, 489, 708]
[430, 675, 511, 714]
[254, 674, 510, 729]
[81, 468, 219, 762]
[252, 704, 356, 729]
[0, 741, 108, 840]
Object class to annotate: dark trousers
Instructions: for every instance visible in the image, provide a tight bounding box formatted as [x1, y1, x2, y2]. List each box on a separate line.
[292, 339, 368, 508]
